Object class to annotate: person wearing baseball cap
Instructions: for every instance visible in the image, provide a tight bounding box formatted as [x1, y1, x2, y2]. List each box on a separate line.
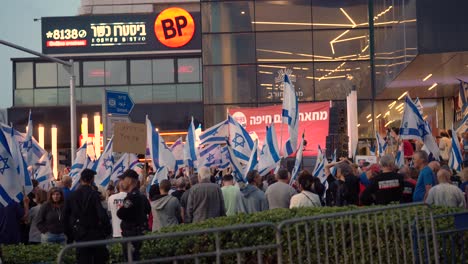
[116, 170, 150, 261]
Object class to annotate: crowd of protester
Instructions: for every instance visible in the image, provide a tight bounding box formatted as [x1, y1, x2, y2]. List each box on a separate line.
[1, 149, 467, 262]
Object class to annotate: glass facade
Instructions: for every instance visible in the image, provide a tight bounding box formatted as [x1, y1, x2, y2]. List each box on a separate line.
[13, 57, 202, 107]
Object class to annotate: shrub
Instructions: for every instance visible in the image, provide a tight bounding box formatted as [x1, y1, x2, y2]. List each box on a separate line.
[1, 205, 463, 264]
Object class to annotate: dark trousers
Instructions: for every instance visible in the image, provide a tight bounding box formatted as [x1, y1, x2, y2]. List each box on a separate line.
[76, 245, 108, 264]
[122, 229, 143, 261]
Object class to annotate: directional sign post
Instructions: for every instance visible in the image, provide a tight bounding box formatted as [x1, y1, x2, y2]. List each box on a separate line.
[103, 90, 135, 146]
[106, 91, 135, 115]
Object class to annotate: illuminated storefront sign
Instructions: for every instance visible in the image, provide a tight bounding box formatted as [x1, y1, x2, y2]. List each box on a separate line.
[41, 8, 200, 54]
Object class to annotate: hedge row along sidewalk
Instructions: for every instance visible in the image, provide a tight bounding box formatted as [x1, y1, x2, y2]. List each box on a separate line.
[1, 205, 464, 264]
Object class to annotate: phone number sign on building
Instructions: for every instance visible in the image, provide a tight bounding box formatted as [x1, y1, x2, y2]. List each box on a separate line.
[41, 8, 200, 55]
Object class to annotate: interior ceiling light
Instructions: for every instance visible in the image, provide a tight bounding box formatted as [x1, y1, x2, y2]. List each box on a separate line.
[398, 91, 408, 100]
[428, 83, 438, 90]
[368, 119, 373, 123]
[366, 114, 372, 118]
[384, 111, 390, 117]
[422, 73, 432, 82]
[339, 8, 357, 27]
[395, 103, 404, 110]
[376, 114, 382, 118]
[388, 101, 396, 109]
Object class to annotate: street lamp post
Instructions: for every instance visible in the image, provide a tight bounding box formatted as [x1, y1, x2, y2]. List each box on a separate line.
[0, 39, 77, 162]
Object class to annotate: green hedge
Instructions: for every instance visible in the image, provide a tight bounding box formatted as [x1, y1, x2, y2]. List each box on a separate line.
[1, 205, 464, 264]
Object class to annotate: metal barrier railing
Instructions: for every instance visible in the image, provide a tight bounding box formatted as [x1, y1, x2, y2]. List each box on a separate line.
[57, 222, 279, 264]
[57, 203, 445, 264]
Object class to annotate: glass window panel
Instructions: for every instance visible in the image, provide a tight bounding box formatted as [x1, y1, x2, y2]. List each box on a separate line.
[81, 87, 102, 105]
[313, 29, 369, 59]
[15, 62, 33, 89]
[108, 86, 129, 93]
[58, 88, 82, 106]
[83, 61, 105, 86]
[153, 59, 174, 83]
[129, 85, 153, 104]
[357, 100, 373, 138]
[312, 0, 368, 30]
[36, 63, 58, 87]
[314, 61, 371, 100]
[177, 58, 201, 83]
[105, 60, 127, 85]
[58, 62, 80, 87]
[177, 84, 202, 102]
[203, 65, 256, 104]
[153, 84, 176, 102]
[14, 90, 33, 106]
[204, 104, 256, 128]
[255, 0, 311, 31]
[257, 64, 314, 103]
[203, 33, 255, 65]
[130, 60, 152, 84]
[34, 89, 57, 106]
[202, 2, 254, 33]
[256, 31, 313, 62]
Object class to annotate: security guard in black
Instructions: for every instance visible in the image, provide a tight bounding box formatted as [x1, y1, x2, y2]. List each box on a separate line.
[116, 169, 150, 261]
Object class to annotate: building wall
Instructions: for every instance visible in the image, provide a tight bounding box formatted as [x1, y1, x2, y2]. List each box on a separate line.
[79, 0, 199, 15]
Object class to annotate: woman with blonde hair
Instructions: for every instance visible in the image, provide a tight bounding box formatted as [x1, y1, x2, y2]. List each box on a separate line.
[37, 187, 66, 244]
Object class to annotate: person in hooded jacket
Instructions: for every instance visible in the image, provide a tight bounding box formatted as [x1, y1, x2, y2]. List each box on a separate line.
[151, 179, 181, 231]
[236, 170, 269, 214]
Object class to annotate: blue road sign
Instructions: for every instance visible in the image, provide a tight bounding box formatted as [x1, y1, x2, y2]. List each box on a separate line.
[106, 90, 134, 115]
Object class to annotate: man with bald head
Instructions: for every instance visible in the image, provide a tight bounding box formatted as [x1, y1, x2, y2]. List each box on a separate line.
[425, 169, 465, 208]
[185, 167, 225, 223]
[412, 151, 437, 202]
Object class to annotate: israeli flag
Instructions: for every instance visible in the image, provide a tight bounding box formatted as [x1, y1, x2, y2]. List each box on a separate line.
[0, 129, 27, 206]
[399, 95, 440, 160]
[86, 140, 97, 169]
[375, 132, 387, 156]
[4, 127, 32, 197]
[228, 115, 254, 163]
[282, 74, 299, 156]
[219, 146, 231, 169]
[290, 133, 305, 186]
[414, 97, 424, 115]
[330, 149, 337, 177]
[258, 124, 281, 176]
[146, 115, 176, 170]
[149, 166, 169, 186]
[244, 139, 259, 176]
[171, 137, 184, 172]
[199, 119, 228, 145]
[312, 145, 329, 190]
[93, 137, 114, 187]
[184, 117, 198, 168]
[198, 144, 221, 168]
[395, 143, 405, 169]
[449, 125, 463, 172]
[226, 145, 247, 183]
[70, 143, 90, 190]
[33, 153, 54, 191]
[456, 114, 468, 136]
[108, 153, 139, 184]
[459, 80, 468, 114]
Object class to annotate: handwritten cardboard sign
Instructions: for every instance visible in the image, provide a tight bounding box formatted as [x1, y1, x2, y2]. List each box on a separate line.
[113, 122, 146, 154]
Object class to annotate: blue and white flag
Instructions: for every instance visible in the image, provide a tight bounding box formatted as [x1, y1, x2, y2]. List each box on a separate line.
[33, 152, 54, 191]
[184, 117, 198, 168]
[198, 144, 222, 168]
[149, 166, 169, 186]
[244, 139, 259, 177]
[226, 145, 246, 183]
[395, 143, 405, 169]
[4, 127, 32, 197]
[93, 137, 114, 187]
[312, 145, 329, 190]
[330, 149, 337, 177]
[70, 143, 91, 190]
[290, 133, 305, 185]
[171, 137, 184, 172]
[449, 125, 463, 172]
[375, 132, 387, 156]
[459, 80, 468, 114]
[86, 140, 97, 169]
[146, 116, 176, 171]
[258, 124, 281, 176]
[0, 129, 27, 206]
[399, 96, 440, 160]
[456, 114, 468, 136]
[282, 74, 299, 156]
[219, 146, 231, 169]
[414, 97, 424, 115]
[228, 115, 254, 163]
[23, 111, 34, 166]
[199, 119, 228, 145]
[108, 153, 139, 184]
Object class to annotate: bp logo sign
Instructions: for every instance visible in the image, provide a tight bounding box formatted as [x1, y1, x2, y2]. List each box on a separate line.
[154, 7, 195, 48]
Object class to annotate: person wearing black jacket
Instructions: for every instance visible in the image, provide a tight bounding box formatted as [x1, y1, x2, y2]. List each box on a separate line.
[117, 169, 151, 262]
[64, 169, 111, 264]
[330, 162, 360, 206]
[361, 155, 404, 205]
